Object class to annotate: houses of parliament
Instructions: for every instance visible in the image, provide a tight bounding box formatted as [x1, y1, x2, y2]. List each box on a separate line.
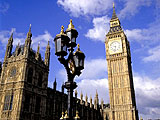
[0, 5, 139, 120]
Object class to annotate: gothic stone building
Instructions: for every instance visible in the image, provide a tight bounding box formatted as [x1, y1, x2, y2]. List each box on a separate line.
[0, 5, 139, 120]
[0, 26, 104, 120]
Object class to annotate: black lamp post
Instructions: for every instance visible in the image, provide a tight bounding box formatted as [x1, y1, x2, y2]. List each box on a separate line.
[54, 20, 85, 120]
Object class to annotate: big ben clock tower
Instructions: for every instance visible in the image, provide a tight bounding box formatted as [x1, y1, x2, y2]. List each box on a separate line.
[105, 3, 139, 120]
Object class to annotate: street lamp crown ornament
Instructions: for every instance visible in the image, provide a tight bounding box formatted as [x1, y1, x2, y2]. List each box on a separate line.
[60, 26, 65, 35]
[77, 44, 80, 50]
[67, 19, 75, 30]
[65, 19, 78, 47]
[54, 25, 70, 56]
[76, 44, 82, 53]
[56, 25, 66, 37]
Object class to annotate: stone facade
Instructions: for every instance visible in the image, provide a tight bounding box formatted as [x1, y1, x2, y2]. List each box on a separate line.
[0, 26, 104, 120]
[104, 5, 139, 120]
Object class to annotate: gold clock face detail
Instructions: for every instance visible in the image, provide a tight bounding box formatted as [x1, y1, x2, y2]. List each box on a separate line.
[109, 40, 122, 54]
[9, 67, 17, 77]
[68, 59, 75, 74]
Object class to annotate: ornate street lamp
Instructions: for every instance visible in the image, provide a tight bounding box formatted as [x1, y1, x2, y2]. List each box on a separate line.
[54, 26, 70, 56]
[54, 20, 85, 120]
[74, 44, 85, 71]
[65, 20, 78, 47]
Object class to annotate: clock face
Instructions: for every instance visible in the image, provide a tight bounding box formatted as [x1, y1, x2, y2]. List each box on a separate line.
[109, 40, 122, 54]
[110, 41, 120, 52]
[10, 67, 17, 77]
[68, 59, 75, 74]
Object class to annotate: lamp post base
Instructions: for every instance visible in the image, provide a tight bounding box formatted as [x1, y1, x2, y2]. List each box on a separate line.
[64, 81, 77, 119]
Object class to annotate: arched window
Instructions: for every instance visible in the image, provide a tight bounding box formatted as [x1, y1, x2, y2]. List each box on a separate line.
[3, 94, 13, 111]
[24, 94, 30, 112]
[27, 68, 33, 83]
[38, 73, 43, 87]
[35, 96, 41, 113]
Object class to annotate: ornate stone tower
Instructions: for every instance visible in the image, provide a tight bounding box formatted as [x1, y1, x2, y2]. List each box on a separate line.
[0, 26, 50, 120]
[105, 4, 139, 120]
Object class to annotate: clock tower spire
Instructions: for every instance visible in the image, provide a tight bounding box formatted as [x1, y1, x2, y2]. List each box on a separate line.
[104, 3, 139, 120]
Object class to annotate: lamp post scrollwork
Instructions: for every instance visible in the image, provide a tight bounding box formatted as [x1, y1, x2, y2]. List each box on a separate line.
[54, 20, 85, 120]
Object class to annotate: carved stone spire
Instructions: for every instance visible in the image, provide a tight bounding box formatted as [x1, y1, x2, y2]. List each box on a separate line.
[80, 91, 83, 100]
[24, 24, 32, 57]
[15, 42, 20, 56]
[61, 82, 64, 93]
[94, 97, 97, 109]
[90, 96, 92, 108]
[45, 40, 50, 67]
[85, 94, 88, 106]
[101, 98, 104, 110]
[36, 43, 40, 60]
[8, 32, 13, 44]
[96, 90, 98, 97]
[27, 24, 32, 38]
[0, 62, 2, 76]
[108, 2, 122, 33]
[53, 78, 57, 90]
[111, 2, 118, 20]
[94, 90, 99, 110]
[26, 24, 32, 44]
[95, 90, 99, 103]
[75, 89, 78, 98]
[80, 91, 83, 104]
[4, 33, 13, 61]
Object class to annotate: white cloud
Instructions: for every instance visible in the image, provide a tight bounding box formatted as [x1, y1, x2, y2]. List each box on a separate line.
[125, 29, 146, 42]
[78, 58, 107, 79]
[57, 58, 108, 102]
[0, 58, 4, 62]
[32, 31, 54, 51]
[143, 45, 160, 62]
[57, 0, 153, 19]
[85, 16, 110, 42]
[85, 15, 160, 44]
[77, 78, 109, 103]
[57, 0, 113, 17]
[0, 29, 54, 53]
[133, 73, 160, 118]
[0, 28, 25, 47]
[58, 58, 108, 80]
[125, 21, 160, 43]
[119, 0, 151, 19]
[84, 17, 160, 48]
[58, 68, 67, 82]
[0, 2, 9, 13]
[83, 1, 159, 44]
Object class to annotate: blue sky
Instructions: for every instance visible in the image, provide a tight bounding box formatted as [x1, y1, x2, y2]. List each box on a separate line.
[0, 0, 160, 119]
